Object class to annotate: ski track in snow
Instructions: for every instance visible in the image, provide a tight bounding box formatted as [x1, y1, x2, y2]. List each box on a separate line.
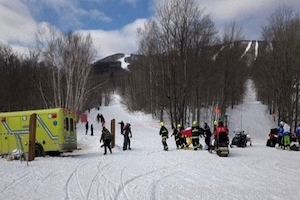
[1, 79, 300, 200]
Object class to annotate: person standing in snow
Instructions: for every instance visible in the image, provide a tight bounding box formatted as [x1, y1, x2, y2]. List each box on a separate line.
[296, 123, 300, 149]
[171, 124, 183, 149]
[191, 121, 204, 150]
[277, 121, 284, 149]
[282, 121, 291, 150]
[96, 113, 101, 123]
[123, 123, 132, 150]
[118, 120, 125, 135]
[204, 122, 212, 152]
[90, 124, 94, 136]
[85, 121, 89, 135]
[100, 114, 105, 127]
[213, 119, 218, 131]
[159, 122, 169, 151]
[100, 127, 112, 155]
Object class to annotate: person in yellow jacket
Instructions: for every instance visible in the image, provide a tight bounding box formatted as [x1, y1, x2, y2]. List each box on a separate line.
[191, 121, 204, 150]
[213, 119, 218, 131]
[159, 122, 169, 151]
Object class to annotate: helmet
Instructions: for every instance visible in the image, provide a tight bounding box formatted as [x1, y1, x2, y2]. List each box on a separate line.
[218, 121, 223, 126]
[177, 124, 181, 128]
[192, 121, 197, 126]
[160, 121, 164, 126]
[280, 121, 284, 126]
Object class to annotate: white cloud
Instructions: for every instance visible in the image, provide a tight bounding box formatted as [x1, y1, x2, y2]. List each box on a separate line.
[42, 0, 112, 29]
[0, 0, 38, 45]
[196, 0, 300, 40]
[121, 0, 140, 6]
[80, 18, 147, 58]
[0, 0, 146, 59]
[89, 9, 112, 22]
[2, 0, 300, 58]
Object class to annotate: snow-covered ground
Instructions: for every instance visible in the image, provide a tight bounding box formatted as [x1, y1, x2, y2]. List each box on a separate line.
[1, 79, 300, 200]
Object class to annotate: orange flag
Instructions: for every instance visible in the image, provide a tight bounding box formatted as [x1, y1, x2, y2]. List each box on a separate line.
[215, 107, 220, 114]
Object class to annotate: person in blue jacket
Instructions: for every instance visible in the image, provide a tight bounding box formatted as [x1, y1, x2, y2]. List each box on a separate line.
[277, 121, 284, 149]
[296, 123, 300, 149]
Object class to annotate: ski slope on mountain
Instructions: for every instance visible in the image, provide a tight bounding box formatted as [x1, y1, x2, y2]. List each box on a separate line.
[0, 79, 300, 200]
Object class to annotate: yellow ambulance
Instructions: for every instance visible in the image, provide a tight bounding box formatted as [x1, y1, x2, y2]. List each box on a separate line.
[0, 108, 77, 157]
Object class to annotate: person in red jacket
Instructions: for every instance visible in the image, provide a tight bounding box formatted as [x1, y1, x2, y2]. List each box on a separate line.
[213, 121, 229, 149]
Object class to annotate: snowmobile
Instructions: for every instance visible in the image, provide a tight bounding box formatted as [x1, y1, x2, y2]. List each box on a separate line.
[213, 132, 229, 157]
[266, 128, 278, 147]
[230, 131, 248, 148]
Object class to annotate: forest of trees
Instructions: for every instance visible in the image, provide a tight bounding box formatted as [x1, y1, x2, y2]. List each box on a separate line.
[0, 1, 300, 129]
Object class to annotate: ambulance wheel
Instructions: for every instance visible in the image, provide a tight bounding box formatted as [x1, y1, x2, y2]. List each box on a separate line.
[35, 143, 44, 157]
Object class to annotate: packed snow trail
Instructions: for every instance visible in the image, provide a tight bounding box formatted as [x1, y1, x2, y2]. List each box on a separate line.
[1, 79, 300, 200]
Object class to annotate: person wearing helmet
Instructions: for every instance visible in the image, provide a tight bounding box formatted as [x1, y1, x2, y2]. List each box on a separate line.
[171, 124, 183, 149]
[213, 120, 229, 149]
[191, 120, 204, 150]
[213, 119, 218, 131]
[159, 121, 169, 151]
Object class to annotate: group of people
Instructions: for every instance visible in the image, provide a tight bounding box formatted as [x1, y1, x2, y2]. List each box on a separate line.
[98, 115, 230, 155]
[96, 113, 105, 127]
[85, 121, 92, 135]
[97, 119, 133, 155]
[85, 113, 106, 136]
[276, 121, 300, 150]
[159, 120, 229, 152]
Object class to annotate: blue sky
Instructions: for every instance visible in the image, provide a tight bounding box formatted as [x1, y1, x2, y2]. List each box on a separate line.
[1, 0, 300, 58]
[27, 0, 152, 32]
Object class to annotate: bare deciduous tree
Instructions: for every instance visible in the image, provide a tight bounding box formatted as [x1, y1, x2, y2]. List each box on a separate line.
[35, 24, 97, 114]
[255, 6, 300, 128]
[135, 0, 218, 126]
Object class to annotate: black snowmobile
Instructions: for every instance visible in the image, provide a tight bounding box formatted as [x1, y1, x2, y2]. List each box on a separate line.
[230, 131, 247, 148]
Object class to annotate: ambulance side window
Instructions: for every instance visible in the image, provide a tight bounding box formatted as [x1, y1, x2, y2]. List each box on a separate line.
[70, 118, 74, 131]
[66, 117, 69, 131]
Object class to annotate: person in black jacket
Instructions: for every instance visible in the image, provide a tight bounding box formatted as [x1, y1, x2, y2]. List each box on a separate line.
[100, 114, 105, 127]
[118, 121, 125, 135]
[96, 113, 101, 123]
[172, 124, 183, 149]
[100, 127, 112, 155]
[90, 124, 94, 136]
[191, 121, 204, 150]
[204, 122, 212, 152]
[123, 123, 132, 150]
[159, 122, 169, 151]
[85, 121, 89, 135]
